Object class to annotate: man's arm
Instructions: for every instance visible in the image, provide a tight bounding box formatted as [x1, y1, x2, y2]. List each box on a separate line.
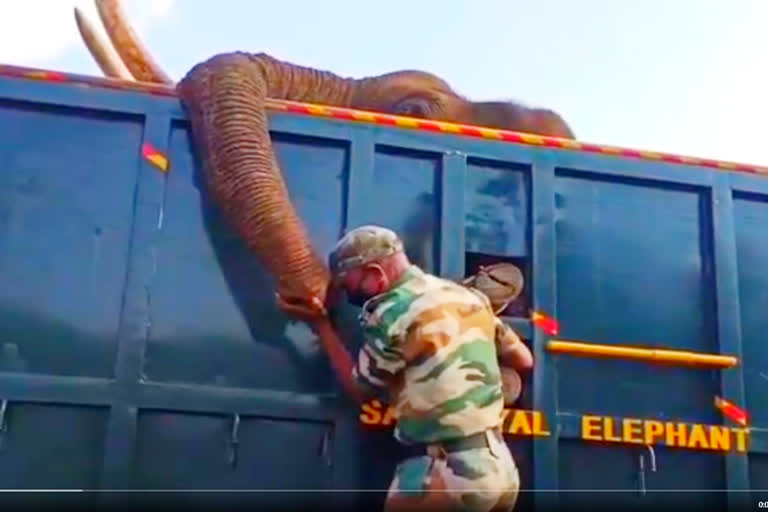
[311, 315, 404, 406]
[463, 285, 533, 371]
[312, 318, 368, 404]
[278, 295, 370, 404]
[279, 294, 403, 405]
[495, 318, 534, 371]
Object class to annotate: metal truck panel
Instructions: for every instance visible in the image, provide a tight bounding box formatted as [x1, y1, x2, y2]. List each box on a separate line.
[1, 66, 767, 510]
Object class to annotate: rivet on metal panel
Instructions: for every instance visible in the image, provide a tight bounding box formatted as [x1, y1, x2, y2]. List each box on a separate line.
[228, 414, 240, 470]
[0, 399, 8, 450]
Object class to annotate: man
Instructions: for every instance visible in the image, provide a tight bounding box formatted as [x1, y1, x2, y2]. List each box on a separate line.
[278, 225, 533, 512]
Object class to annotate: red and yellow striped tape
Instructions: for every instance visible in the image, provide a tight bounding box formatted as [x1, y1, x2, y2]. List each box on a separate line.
[2, 64, 767, 178]
[141, 142, 169, 172]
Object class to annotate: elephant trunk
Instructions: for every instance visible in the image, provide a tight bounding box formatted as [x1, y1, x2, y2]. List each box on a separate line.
[177, 52, 361, 306]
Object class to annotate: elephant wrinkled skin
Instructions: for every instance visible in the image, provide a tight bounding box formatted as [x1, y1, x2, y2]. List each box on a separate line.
[75, 0, 575, 310]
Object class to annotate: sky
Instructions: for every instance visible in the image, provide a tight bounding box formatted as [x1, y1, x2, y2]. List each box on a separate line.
[2, 0, 767, 166]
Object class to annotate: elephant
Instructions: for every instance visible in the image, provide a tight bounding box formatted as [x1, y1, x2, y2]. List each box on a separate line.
[74, 0, 576, 312]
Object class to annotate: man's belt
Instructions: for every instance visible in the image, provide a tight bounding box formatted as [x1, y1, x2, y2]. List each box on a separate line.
[428, 427, 502, 455]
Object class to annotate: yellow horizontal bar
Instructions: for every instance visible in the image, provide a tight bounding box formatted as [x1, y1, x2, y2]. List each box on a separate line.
[547, 340, 738, 369]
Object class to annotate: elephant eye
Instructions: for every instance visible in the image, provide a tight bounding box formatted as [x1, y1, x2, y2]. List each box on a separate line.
[393, 97, 433, 118]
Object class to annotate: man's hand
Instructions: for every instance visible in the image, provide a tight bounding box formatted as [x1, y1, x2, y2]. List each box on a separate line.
[500, 341, 534, 372]
[276, 294, 328, 324]
[496, 322, 534, 371]
[501, 367, 522, 405]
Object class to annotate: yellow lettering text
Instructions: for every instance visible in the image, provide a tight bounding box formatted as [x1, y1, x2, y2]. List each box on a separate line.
[532, 411, 551, 436]
[622, 418, 643, 444]
[381, 406, 397, 426]
[357, 407, 747, 454]
[644, 420, 664, 445]
[603, 417, 622, 442]
[687, 424, 710, 450]
[733, 428, 749, 453]
[581, 415, 602, 441]
[509, 410, 534, 435]
[665, 422, 688, 447]
[708, 426, 731, 452]
[359, 401, 383, 425]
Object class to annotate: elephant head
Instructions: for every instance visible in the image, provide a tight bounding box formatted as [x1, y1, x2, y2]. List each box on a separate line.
[74, 0, 575, 311]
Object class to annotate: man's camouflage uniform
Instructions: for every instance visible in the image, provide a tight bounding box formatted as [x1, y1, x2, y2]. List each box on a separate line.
[329, 226, 521, 512]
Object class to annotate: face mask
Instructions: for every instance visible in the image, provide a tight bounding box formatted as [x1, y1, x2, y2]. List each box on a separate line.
[346, 291, 370, 308]
[345, 266, 385, 308]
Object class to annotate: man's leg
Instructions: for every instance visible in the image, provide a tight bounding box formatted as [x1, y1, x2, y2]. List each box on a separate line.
[383, 433, 520, 512]
[439, 431, 520, 512]
[383, 454, 455, 512]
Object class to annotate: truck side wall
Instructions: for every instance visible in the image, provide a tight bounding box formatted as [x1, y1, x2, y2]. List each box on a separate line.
[0, 74, 767, 510]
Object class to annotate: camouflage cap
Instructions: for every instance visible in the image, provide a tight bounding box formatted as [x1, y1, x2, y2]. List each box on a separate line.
[328, 225, 404, 276]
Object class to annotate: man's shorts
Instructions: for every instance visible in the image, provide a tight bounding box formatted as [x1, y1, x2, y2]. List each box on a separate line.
[384, 429, 520, 512]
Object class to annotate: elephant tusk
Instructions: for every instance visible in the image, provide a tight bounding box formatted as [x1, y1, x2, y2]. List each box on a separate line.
[92, 0, 173, 84]
[74, 7, 134, 81]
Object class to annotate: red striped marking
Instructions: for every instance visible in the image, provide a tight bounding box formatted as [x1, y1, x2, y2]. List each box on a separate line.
[141, 142, 169, 172]
[1, 64, 767, 177]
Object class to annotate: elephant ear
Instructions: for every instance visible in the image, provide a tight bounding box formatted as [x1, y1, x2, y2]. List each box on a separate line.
[472, 101, 575, 138]
[529, 108, 576, 139]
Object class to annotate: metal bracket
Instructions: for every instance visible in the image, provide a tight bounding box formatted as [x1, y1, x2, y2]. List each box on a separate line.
[638, 445, 657, 496]
[228, 413, 240, 470]
[0, 399, 8, 450]
[646, 445, 657, 472]
[320, 429, 332, 468]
